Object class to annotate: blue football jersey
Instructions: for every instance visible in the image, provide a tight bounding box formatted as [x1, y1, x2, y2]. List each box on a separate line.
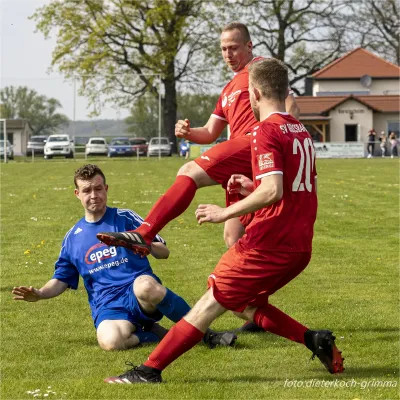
[53, 207, 165, 321]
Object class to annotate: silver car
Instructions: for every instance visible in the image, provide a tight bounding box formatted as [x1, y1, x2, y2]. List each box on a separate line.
[27, 135, 48, 156]
[0, 140, 14, 160]
[148, 137, 172, 157]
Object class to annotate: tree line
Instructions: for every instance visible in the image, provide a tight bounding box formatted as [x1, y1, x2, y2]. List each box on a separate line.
[2, 0, 398, 146]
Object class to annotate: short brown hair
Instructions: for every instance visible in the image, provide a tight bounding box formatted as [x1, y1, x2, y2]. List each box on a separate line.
[248, 58, 289, 102]
[222, 22, 251, 43]
[74, 164, 106, 188]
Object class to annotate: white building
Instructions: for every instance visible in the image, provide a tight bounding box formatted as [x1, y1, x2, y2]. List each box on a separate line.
[297, 48, 400, 148]
[1, 119, 32, 156]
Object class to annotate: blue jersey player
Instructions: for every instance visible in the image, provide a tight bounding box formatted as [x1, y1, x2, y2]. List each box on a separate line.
[12, 164, 236, 351]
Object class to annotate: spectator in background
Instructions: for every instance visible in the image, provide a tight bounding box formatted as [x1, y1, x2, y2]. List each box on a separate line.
[367, 129, 376, 158]
[389, 132, 398, 158]
[179, 139, 190, 160]
[379, 131, 387, 158]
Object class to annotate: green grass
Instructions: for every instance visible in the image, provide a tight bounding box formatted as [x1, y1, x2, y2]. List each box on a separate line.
[1, 157, 399, 400]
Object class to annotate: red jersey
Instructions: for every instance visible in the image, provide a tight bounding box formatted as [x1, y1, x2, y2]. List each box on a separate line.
[238, 112, 318, 254]
[212, 57, 294, 140]
[212, 57, 263, 140]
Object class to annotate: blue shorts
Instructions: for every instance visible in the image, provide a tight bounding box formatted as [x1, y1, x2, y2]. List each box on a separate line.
[93, 274, 163, 329]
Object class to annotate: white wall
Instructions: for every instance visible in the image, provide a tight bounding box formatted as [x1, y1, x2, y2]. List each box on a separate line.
[13, 131, 22, 155]
[373, 112, 400, 135]
[313, 79, 399, 96]
[328, 99, 373, 142]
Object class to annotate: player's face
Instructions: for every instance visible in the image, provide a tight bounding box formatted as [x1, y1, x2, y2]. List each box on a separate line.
[75, 174, 108, 215]
[249, 82, 260, 121]
[220, 29, 253, 73]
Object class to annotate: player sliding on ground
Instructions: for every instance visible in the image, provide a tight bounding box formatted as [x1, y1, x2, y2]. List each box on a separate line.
[12, 164, 236, 351]
[104, 58, 344, 384]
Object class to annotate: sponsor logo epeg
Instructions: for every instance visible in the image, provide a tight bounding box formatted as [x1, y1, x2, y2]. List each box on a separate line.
[85, 243, 117, 265]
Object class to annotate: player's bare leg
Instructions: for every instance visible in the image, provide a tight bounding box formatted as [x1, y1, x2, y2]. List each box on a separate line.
[223, 217, 245, 248]
[104, 288, 228, 383]
[222, 218, 265, 332]
[97, 320, 146, 350]
[97, 162, 218, 256]
[234, 306, 344, 374]
[133, 275, 236, 349]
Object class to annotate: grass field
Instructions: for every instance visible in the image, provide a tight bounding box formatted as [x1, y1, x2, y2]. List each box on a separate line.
[1, 157, 399, 400]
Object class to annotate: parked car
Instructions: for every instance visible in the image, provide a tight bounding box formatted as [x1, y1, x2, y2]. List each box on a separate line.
[129, 137, 148, 156]
[108, 137, 135, 157]
[44, 134, 74, 159]
[0, 140, 14, 160]
[27, 135, 48, 156]
[148, 137, 172, 157]
[85, 137, 108, 156]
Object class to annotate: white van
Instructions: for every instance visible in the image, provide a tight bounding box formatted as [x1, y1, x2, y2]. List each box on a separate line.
[44, 134, 74, 159]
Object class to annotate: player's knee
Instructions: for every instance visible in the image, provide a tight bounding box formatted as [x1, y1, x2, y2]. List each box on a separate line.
[134, 277, 165, 304]
[177, 161, 212, 188]
[177, 160, 197, 177]
[224, 230, 241, 248]
[224, 233, 238, 248]
[98, 335, 125, 351]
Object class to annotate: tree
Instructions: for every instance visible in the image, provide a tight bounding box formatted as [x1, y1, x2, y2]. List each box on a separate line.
[176, 93, 220, 129]
[221, 0, 352, 94]
[0, 86, 69, 136]
[125, 92, 222, 140]
[31, 0, 221, 152]
[124, 94, 159, 139]
[347, 0, 399, 65]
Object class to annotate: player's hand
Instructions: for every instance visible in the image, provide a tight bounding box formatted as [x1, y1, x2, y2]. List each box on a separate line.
[195, 204, 228, 225]
[227, 174, 254, 197]
[175, 119, 190, 138]
[12, 286, 42, 302]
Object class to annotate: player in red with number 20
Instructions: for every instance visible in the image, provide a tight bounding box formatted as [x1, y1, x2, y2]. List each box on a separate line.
[104, 58, 344, 384]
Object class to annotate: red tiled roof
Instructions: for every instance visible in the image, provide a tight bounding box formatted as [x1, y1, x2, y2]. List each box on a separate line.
[296, 96, 347, 114]
[312, 48, 400, 79]
[356, 95, 400, 112]
[296, 95, 400, 115]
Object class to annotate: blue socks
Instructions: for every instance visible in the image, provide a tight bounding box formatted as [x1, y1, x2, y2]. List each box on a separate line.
[135, 331, 160, 344]
[156, 288, 191, 322]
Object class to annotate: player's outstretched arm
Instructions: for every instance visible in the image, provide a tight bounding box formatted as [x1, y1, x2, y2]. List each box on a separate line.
[175, 116, 226, 145]
[150, 242, 170, 259]
[227, 174, 254, 197]
[12, 279, 68, 302]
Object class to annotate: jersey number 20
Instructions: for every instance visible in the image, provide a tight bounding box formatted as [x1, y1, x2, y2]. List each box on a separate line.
[292, 137, 315, 192]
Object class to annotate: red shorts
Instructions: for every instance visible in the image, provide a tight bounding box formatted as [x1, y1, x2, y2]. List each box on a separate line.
[195, 135, 253, 227]
[207, 245, 311, 312]
[194, 135, 252, 187]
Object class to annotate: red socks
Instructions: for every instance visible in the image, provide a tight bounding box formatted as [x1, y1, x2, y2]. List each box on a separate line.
[144, 318, 204, 371]
[135, 175, 198, 244]
[253, 304, 308, 344]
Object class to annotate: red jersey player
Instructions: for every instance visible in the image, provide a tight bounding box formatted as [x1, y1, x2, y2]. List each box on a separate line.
[104, 58, 344, 385]
[97, 22, 299, 253]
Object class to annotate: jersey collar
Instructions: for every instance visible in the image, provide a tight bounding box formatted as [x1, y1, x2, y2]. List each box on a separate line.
[265, 111, 290, 119]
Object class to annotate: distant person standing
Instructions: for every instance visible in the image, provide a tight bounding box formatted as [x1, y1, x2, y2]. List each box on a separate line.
[367, 129, 376, 158]
[179, 139, 190, 160]
[379, 131, 387, 158]
[389, 132, 398, 158]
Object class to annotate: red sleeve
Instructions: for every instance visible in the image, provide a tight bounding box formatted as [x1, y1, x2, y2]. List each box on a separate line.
[212, 92, 227, 121]
[251, 124, 283, 180]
